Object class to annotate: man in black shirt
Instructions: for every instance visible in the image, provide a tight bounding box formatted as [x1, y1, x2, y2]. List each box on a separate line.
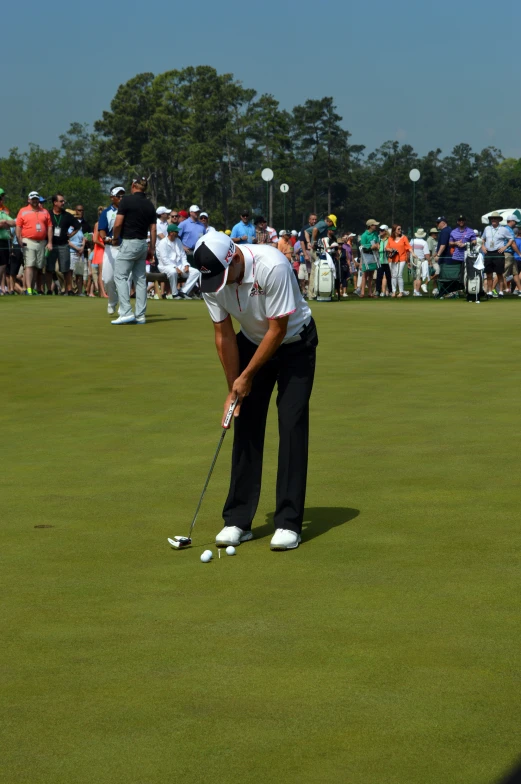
[111, 176, 157, 324]
[47, 193, 80, 295]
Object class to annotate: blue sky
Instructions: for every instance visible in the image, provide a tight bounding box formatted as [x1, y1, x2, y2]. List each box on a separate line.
[1, 0, 517, 160]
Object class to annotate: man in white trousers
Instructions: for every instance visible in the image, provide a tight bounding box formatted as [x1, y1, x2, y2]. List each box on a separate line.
[98, 186, 125, 315]
[157, 224, 200, 299]
[111, 176, 156, 325]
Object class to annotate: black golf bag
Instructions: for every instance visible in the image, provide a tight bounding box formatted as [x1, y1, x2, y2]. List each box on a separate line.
[462, 245, 485, 302]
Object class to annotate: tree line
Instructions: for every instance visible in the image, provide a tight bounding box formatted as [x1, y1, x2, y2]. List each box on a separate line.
[1, 65, 520, 232]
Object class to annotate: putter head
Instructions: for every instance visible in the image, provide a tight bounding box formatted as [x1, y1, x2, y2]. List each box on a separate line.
[168, 536, 192, 550]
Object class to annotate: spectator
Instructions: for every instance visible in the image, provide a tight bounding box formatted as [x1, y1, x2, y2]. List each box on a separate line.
[0, 199, 15, 295]
[168, 209, 180, 224]
[433, 216, 453, 277]
[386, 224, 411, 298]
[481, 211, 514, 298]
[47, 193, 80, 295]
[359, 219, 380, 298]
[410, 228, 431, 297]
[69, 225, 86, 296]
[448, 216, 476, 270]
[156, 207, 171, 244]
[111, 175, 157, 325]
[231, 210, 256, 244]
[200, 212, 214, 232]
[513, 228, 521, 295]
[254, 216, 270, 244]
[178, 205, 205, 259]
[376, 225, 391, 297]
[99, 186, 126, 314]
[74, 204, 91, 234]
[157, 224, 186, 298]
[503, 215, 520, 294]
[15, 191, 52, 296]
[290, 229, 298, 247]
[89, 205, 105, 297]
[278, 230, 294, 265]
[303, 214, 318, 299]
[426, 228, 439, 294]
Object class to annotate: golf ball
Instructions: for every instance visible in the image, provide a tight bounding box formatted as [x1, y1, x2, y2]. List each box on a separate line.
[200, 550, 213, 563]
[226, 546, 236, 556]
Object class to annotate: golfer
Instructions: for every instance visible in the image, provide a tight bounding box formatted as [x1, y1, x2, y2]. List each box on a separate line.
[193, 232, 318, 551]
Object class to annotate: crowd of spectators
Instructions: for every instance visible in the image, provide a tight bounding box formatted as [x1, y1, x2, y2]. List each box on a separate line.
[1, 186, 519, 301]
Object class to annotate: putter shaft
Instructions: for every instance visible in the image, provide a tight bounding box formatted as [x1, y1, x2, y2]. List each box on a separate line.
[186, 398, 238, 539]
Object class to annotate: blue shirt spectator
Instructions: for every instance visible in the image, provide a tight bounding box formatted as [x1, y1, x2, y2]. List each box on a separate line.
[513, 237, 521, 261]
[449, 224, 476, 261]
[231, 211, 256, 244]
[178, 216, 205, 250]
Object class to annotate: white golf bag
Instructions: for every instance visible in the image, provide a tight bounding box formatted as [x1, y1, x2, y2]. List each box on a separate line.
[463, 244, 485, 302]
[315, 254, 335, 301]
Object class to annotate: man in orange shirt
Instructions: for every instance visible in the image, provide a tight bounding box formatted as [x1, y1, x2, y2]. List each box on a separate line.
[15, 191, 52, 295]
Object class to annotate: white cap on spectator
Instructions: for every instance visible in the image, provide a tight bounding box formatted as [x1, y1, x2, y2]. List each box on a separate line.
[379, 224, 389, 231]
[330, 242, 339, 248]
[189, 204, 200, 213]
[506, 214, 518, 222]
[110, 186, 125, 197]
[156, 206, 170, 215]
[291, 229, 298, 236]
[200, 212, 209, 218]
[28, 191, 40, 200]
[279, 229, 287, 235]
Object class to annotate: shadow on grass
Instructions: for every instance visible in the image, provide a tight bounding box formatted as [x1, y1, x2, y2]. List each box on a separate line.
[145, 316, 187, 322]
[255, 506, 360, 543]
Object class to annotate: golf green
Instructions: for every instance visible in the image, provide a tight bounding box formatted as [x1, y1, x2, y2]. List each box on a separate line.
[1, 297, 519, 784]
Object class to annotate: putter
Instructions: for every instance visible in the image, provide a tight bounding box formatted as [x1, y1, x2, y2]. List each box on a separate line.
[168, 397, 238, 550]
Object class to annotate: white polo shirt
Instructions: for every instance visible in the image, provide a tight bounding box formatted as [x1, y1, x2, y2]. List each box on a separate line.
[202, 244, 312, 346]
[410, 238, 429, 259]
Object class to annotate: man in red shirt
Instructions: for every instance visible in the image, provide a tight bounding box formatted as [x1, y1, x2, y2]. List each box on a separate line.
[15, 191, 52, 295]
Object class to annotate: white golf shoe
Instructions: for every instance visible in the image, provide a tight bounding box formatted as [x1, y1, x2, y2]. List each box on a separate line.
[107, 304, 117, 315]
[215, 526, 253, 547]
[111, 315, 136, 325]
[270, 529, 301, 550]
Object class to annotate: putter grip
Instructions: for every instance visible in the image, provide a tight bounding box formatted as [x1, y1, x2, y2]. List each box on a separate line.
[223, 397, 238, 429]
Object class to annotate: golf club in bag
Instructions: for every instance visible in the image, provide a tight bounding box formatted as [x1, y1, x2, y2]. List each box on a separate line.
[168, 397, 238, 550]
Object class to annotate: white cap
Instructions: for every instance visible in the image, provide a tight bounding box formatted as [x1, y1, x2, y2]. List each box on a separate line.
[348, 233, 356, 237]
[156, 206, 170, 215]
[506, 214, 518, 222]
[291, 229, 298, 236]
[194, 232, 236, 293]
[379, 224, 389, 231]
[110, 186, 125, 197]
[200, 212, 209, 218]
[189, 204, 200, 213]
[330, 242, 339, 248]
[28, 191, 40, 199]
[279, 229, 287, 235]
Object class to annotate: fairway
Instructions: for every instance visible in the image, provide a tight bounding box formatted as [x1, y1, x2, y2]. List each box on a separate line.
[1, 297, 519, 784]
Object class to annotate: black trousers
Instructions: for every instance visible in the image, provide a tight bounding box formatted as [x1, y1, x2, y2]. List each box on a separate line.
[222, 319, 318, 535]
[376, 264, 391, 293]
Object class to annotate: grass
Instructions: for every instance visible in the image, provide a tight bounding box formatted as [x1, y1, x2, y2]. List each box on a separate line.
[1, 295, 520, 784]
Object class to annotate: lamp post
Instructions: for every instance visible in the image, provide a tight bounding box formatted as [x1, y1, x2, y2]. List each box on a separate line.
[409, 168, 421, 236]
[280, 183, 289, 230]
[261, 168, 274, 225]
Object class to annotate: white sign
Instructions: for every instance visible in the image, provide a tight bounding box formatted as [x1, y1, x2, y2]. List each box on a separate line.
[280, 183, 289, 193]
[261, 168, 274, 182]
[409, 168, 421, 183]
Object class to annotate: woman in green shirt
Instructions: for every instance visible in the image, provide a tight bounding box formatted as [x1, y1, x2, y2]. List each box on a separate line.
[376, 225, 391, 296]
[359, 219, 380, 297]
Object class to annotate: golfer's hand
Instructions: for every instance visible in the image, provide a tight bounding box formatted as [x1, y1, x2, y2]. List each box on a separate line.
[498, 246, 507, 253]
[222, 391, 239, 428]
